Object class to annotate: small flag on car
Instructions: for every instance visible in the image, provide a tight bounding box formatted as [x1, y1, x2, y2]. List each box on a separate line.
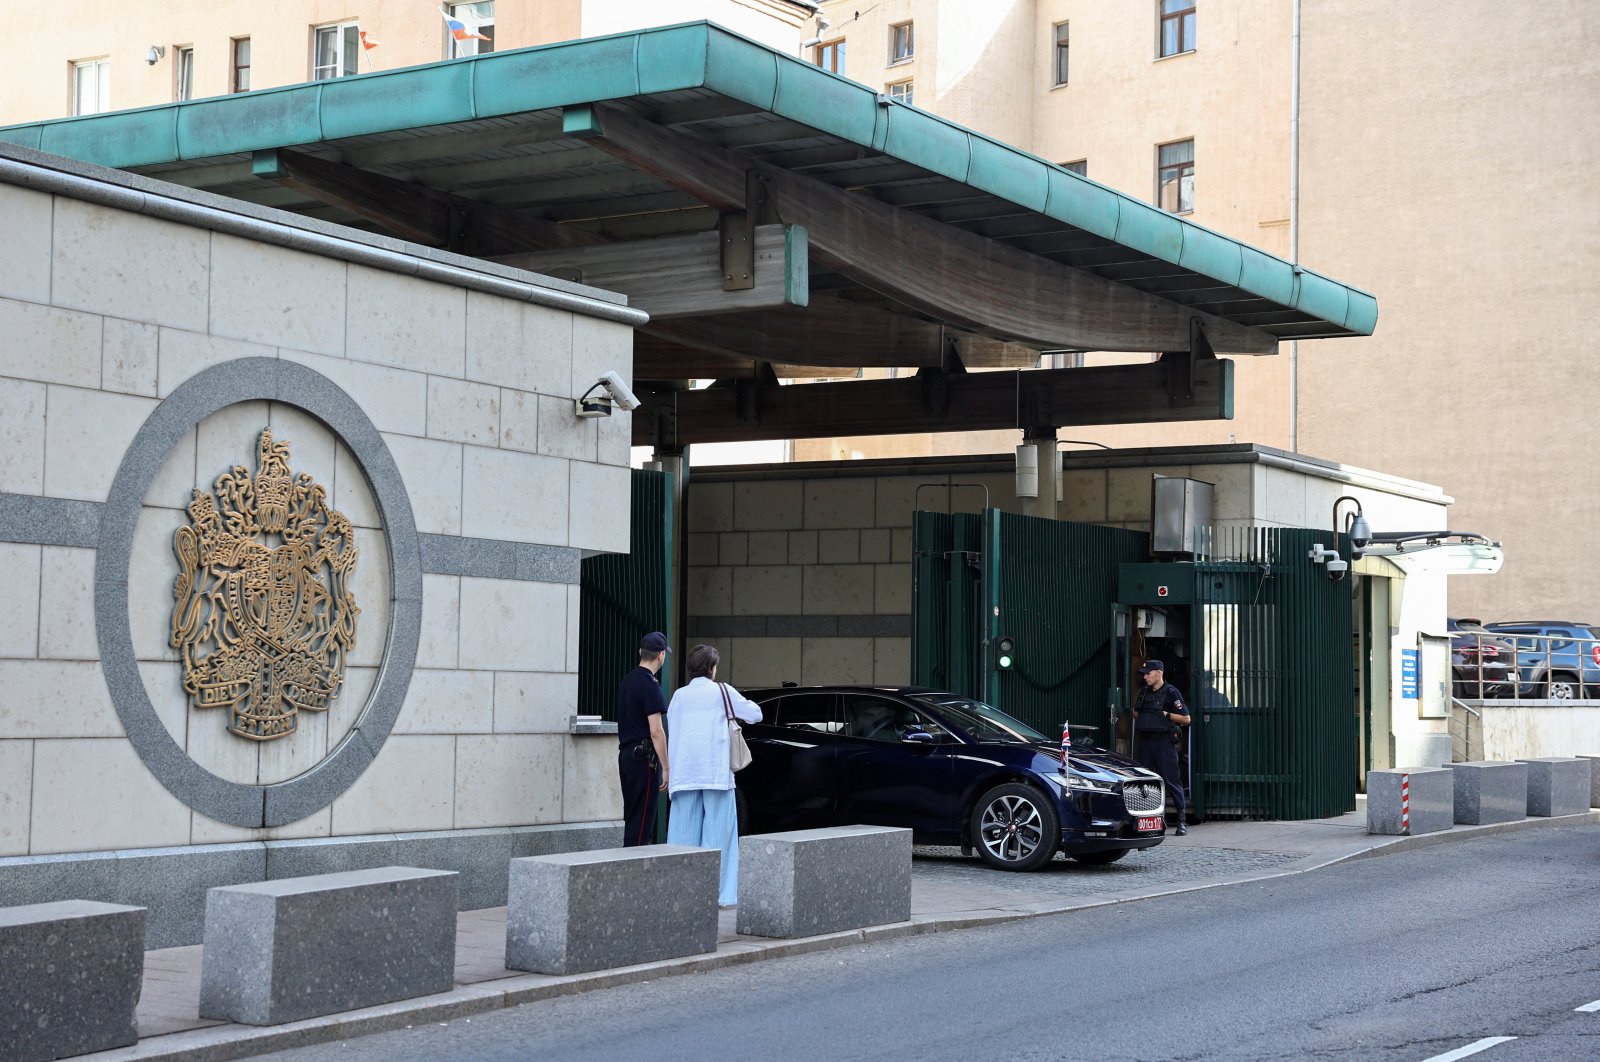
[1060, 722, 1071, 767]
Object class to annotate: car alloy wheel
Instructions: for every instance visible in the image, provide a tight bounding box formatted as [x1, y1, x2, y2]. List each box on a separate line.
[1547, 673, 1579, 700]
[970, 782, 1059, 872]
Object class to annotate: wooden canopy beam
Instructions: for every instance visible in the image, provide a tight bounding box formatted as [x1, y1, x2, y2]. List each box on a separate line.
[634, 356, 1235, 447]
[493, 224, 808, 318]
[632, 337, 846, 380]
[639, 293, 945, 369]
[251, 148, 601, 254]
[572, 104, 1277, 355]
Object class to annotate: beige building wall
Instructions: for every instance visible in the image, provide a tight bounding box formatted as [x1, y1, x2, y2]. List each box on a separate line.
[1295, 1, 1600, 620]
[0, 0, 806, 125]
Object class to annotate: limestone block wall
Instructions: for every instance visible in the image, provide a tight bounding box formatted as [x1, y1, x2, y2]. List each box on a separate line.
[0, 154, 637, 859]
[683, 462, 1021, 688]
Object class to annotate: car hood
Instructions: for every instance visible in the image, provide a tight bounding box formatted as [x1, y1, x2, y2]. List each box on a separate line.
[980, 741, 1155, 780]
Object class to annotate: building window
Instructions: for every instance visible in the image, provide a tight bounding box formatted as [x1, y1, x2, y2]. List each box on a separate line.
[1158, 139, 1194, 213]
[72, 58, 110, 115]
[1053, 22, 1070, 86]
[1062, 159, 1087, 176]
[890, 21, 913, 64]
[887, 79, 913, 105]
[445, 2, 495, 59]
[175, 46, 195, 101]
[1159, 0, 1196, 57]
[815, 39, 845, 74]
[232, 38, 251, 93]
[312, 21, 361, 80]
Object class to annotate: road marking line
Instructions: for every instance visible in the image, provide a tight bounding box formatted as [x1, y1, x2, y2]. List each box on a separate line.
[1576, 999, 1600, 1012]
[1420, 1037, 1516, 1062]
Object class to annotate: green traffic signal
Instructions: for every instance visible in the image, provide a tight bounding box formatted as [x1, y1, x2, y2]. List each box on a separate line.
[995, 635, 1016, 670]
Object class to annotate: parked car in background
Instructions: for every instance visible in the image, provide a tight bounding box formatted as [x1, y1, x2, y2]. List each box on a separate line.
[1446, 618, 1518, 698]
[734, 685, 1167, 871]
[1482, 621, 1600, 699]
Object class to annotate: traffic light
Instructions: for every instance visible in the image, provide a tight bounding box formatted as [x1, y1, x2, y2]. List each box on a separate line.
[994, 635, 1016, 671]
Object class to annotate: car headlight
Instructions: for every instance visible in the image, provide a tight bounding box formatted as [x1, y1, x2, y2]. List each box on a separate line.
[1063, 770, 1116, 793]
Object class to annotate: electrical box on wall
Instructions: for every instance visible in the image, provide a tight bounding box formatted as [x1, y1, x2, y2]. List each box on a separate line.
[1416, 635, 1451, 718]
[1151, 476, 1214, 556]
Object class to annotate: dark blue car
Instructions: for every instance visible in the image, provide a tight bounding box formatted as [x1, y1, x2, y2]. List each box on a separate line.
[735, 685, 1168, 871]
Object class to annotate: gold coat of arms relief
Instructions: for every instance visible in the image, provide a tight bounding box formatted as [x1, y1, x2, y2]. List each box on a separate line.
[171, 428, 360, 742]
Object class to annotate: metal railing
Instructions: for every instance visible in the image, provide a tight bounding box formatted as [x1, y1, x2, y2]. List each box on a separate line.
[1453, 630, 1600, 701]
[1449, 696, 1483, 762]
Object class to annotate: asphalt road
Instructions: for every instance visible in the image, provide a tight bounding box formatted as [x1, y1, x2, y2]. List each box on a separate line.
[263, 825, 1600, 1062]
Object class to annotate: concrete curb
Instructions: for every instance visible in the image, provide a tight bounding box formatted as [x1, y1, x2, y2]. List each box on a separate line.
[83, 811, 1600, 1061]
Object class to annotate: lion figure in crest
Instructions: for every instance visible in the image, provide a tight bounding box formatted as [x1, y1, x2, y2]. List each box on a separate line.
[171, 428, 360, 742]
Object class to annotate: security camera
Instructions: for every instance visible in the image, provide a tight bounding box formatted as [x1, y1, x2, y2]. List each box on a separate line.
[801, 35, 823, 48]
[573, 371, 641, 419]
[1326, 557, 1349, 580]
[598, 371, 640, 411]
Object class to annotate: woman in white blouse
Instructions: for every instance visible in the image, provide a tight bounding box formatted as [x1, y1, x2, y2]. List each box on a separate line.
[665, 644, 763, 907]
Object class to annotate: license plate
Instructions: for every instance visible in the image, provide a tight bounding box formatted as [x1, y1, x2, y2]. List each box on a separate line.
[1137, 816, 1163, 832]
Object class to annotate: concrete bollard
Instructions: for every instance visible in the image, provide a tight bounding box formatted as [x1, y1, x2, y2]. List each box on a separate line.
[199, 866, 458, 1026]
[505, 845, 718, 975]
[737, 825, 913, 937]
[1442, 761, 1528, 825]
[1366, 768, 1453, 836]
[1578, 755, 1600, 808]
[0, 900, 146, 1062]
[1517, 758, 1592, 817]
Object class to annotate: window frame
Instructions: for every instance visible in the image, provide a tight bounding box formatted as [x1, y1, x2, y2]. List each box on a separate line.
[231, 37, 251, 93]
[889, 21, 914, 65]
[444, 1, 496, 60]
[815, 38, 845, 74]
[1156, 138, 1195, 214]
[1061, 159, 1087, 177]
[1052, 21, 1070, 86]
[1158, 0, 1196, 58]
[175, 45, 195, 102]
[71, 57, 110, 116]
[886, 78, 914, 105]
[311, 20, 361, 81]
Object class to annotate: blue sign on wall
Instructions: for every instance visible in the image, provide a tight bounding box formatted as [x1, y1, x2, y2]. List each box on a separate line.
[1400, 648, 1419, 700]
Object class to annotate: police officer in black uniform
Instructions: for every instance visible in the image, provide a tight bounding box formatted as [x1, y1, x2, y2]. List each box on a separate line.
[1130, 658, 1189, 835]
[616, 632, 671, 846]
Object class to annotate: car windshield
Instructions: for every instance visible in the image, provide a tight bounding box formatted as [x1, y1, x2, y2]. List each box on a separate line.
[910, 694, 1048, 744]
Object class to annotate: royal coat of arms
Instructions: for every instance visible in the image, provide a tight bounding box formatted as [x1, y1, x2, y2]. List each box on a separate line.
[170, 428, 360, 742]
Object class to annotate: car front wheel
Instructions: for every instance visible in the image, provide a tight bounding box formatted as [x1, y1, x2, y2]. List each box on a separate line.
[970, 782, 1059, 872]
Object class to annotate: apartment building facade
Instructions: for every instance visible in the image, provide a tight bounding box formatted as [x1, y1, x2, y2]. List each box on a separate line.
[1, 0, 811, 123]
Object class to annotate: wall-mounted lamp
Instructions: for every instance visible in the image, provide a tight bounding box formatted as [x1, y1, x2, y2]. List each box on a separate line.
[1333, 495, 1373, 559]
[146, 45, 166, 65]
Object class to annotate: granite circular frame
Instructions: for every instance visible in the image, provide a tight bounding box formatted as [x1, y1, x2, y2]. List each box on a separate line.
[95, 357, 422, 829]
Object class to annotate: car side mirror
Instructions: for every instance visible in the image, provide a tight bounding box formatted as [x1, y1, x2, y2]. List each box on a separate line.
[902, 729, 935, 744]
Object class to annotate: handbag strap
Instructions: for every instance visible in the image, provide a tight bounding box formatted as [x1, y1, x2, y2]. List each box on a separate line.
[719, 682, 735, 721]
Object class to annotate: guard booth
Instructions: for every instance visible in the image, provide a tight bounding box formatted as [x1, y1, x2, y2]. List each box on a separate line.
[912, 509, 1357, 821]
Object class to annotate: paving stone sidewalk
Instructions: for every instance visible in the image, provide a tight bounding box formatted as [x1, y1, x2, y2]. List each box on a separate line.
[82, 803, 1598, 1062]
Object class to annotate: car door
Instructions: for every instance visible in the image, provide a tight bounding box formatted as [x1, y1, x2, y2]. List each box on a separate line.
[738, 692, 841, 831]
[834, 693, 958, 834]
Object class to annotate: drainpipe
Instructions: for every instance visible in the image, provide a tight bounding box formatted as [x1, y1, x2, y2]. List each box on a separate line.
[1289, 0, 1301, 453]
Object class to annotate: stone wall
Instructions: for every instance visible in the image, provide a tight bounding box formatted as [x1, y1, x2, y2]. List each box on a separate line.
[683, 463, 1022, 688]
[0, 150, 638, 861]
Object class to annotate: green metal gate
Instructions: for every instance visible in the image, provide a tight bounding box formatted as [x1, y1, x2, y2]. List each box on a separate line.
[911, 508, 1147, 738]
[914, 510, 1357, 821]
[577, 469, 674, 720]
[1121, 527, 1356, 820]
